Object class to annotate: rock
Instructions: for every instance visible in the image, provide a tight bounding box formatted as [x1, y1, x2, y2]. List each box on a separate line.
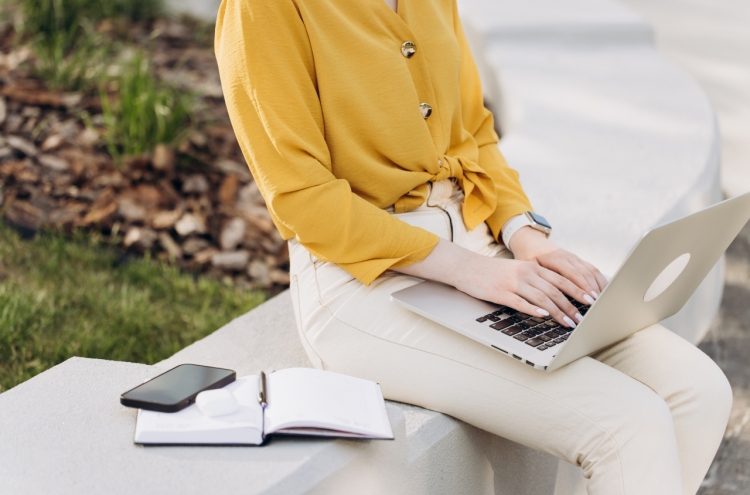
[81, 201, 117, 225]
[41, 134, 64, 151]
[220, 217, 246, 251]
[193, 247, 218, 264]
[158, 232, 182, 259]
[60, 93, 83, 108]
[123, 227, 157, 250]
[189, 131, 207, 148]
[122, 184, 165, 210]
[38, 154, 69, 172]
[21, 106, 41, 117]
[117, 197, 147, 223]
[91, 171, 125, 188]
[237, 182, 265, 207]
[218, 175, 239, 205]
[269, 269, 291, 285]
[4, 201, 43, 230]
[7, 135, 37, 157]
[243, 208, 276, 234]
[211, 250, 250, 271]
[182, 174, 209, 194]
[152, 144, 175, 173]
[216, 159, 251, 181]
[152, 209, 182, 230]
[247, 260, 272, 287]
[0, 96, 6, 126]
[182, 237, 210, 255]
[4, 114, 22, 133]
[77, 128, 99, 147]
[174, 213, 207, 236]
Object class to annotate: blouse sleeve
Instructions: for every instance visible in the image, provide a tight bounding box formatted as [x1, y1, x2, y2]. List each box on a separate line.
[452, 2, 534, 242]
[215, 0, 438, 285]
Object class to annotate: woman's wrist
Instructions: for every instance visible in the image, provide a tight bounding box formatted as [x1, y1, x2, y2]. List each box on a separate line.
[508, 226, 550, 260]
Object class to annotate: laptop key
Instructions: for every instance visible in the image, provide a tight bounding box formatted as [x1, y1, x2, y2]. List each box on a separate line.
[502, 326, 522, 336]
[490, 320, 514, 331]
[476, 317, 488, 323]
[525, 338, 544, 347]
[537, 345, 548, 350]
[514, 334, 529, 341]
[539, 335, 552, 342]
[515, 322, 532, 330]
[554, 338, 564, 343]
[530, 317, 545, 323]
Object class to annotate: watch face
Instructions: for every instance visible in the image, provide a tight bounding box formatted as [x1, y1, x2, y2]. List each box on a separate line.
[528, 212, 552, 230]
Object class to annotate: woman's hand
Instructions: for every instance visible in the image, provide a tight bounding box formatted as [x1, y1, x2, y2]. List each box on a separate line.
[509, 227, 608, 300]
[393, 233, 608, 328]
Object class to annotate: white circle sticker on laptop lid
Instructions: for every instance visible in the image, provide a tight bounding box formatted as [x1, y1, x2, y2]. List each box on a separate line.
[644, 253, 691, 302]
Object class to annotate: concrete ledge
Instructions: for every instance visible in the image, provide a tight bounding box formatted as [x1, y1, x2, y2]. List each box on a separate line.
[0, 317, 557, 495]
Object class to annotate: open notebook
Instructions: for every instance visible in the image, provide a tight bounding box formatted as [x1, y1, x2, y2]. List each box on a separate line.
[134, 368, 394, 445]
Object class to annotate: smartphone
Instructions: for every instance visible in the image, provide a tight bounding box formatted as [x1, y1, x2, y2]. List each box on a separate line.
[120, 364, 236, 413]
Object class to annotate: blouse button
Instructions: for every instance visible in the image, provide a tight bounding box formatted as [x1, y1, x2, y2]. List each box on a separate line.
[438, 159, 443, 169]
[401, 41, 416, 58]
[420, 103, 432, 119]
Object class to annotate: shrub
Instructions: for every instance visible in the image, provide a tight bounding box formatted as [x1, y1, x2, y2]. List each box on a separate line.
[16, 0, 164, 91]
[99, 51, 193, 159]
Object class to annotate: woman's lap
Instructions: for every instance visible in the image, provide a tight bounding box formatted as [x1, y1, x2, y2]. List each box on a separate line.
[289, 238, 731, 495]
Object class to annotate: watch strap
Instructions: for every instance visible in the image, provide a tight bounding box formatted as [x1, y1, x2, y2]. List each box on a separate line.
[501, 214, 532, 253]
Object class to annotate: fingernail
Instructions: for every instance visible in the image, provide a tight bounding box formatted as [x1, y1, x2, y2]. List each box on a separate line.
[575, 312, 584, 322]
[583, 294, 595, 305]
[563, 316, 577, 328]
[591, 291, 599, 300]
[536, 308, 550, 316]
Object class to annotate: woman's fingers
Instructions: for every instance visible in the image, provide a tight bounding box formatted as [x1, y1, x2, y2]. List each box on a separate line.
[537, 266, 594, 306]
[570, 258, 601, 299]
[538, 255, 594, 298]
[517, 277, 580, 327]
[497, 293, 554, 322]
[580, 259, 609, 294]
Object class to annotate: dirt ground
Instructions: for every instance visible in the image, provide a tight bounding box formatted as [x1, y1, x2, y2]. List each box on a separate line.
[698, 221, 750, 494]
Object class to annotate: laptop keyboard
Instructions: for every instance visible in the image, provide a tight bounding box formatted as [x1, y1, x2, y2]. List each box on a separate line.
[475, 297, 591, 351]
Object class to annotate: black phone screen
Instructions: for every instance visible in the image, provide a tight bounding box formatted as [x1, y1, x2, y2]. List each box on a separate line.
[121, 364, 235, 412]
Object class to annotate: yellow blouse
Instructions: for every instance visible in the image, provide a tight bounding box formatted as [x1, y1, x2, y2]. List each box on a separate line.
[215, 0, 533, 285]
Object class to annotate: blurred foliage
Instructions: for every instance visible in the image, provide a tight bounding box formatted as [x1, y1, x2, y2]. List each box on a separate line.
[15, 0, 163, 91]
[100, 51, 193, 159]
[31, 20, 110, 91]
[0, 222, 265, 393]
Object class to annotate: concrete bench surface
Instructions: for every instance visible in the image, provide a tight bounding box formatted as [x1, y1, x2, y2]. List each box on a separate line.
[0, 0, 724, 494]
[0, 296, 558, 495]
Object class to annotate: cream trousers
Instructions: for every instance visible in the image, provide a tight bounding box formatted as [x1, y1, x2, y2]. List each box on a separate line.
[289, 180, 732, 495]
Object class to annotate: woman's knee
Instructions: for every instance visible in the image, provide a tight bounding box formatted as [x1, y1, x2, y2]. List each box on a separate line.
[679, 351, 733, 423]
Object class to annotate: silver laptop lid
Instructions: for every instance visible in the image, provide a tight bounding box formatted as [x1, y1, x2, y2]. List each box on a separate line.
[548, 191, 750, 370]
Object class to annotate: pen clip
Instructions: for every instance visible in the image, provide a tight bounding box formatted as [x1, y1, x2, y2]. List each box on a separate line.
[258, 371, 267, 408]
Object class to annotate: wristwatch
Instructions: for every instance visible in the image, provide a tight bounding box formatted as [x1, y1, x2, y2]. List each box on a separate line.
[501, 212, 552, 253]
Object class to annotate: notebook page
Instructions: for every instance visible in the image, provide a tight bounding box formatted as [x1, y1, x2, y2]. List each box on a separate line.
[263, 368, 393, 439]
[134, 375, 264, 445]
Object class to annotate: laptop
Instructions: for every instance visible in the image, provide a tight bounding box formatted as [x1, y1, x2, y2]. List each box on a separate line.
[391, 192, 750, 372]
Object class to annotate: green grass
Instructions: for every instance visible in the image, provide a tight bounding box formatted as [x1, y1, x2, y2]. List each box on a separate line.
[0, 223, 265, 393]
[100, 51, 193, 159]
[15, 0, 164, 92]
[31, 22, 110, 92]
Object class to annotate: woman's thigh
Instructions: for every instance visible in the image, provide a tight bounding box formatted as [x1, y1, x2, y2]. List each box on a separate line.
[290, 244, 689, 494]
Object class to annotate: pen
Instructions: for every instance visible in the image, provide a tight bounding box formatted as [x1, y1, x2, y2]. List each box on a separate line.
[258, 371, 267, 408]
